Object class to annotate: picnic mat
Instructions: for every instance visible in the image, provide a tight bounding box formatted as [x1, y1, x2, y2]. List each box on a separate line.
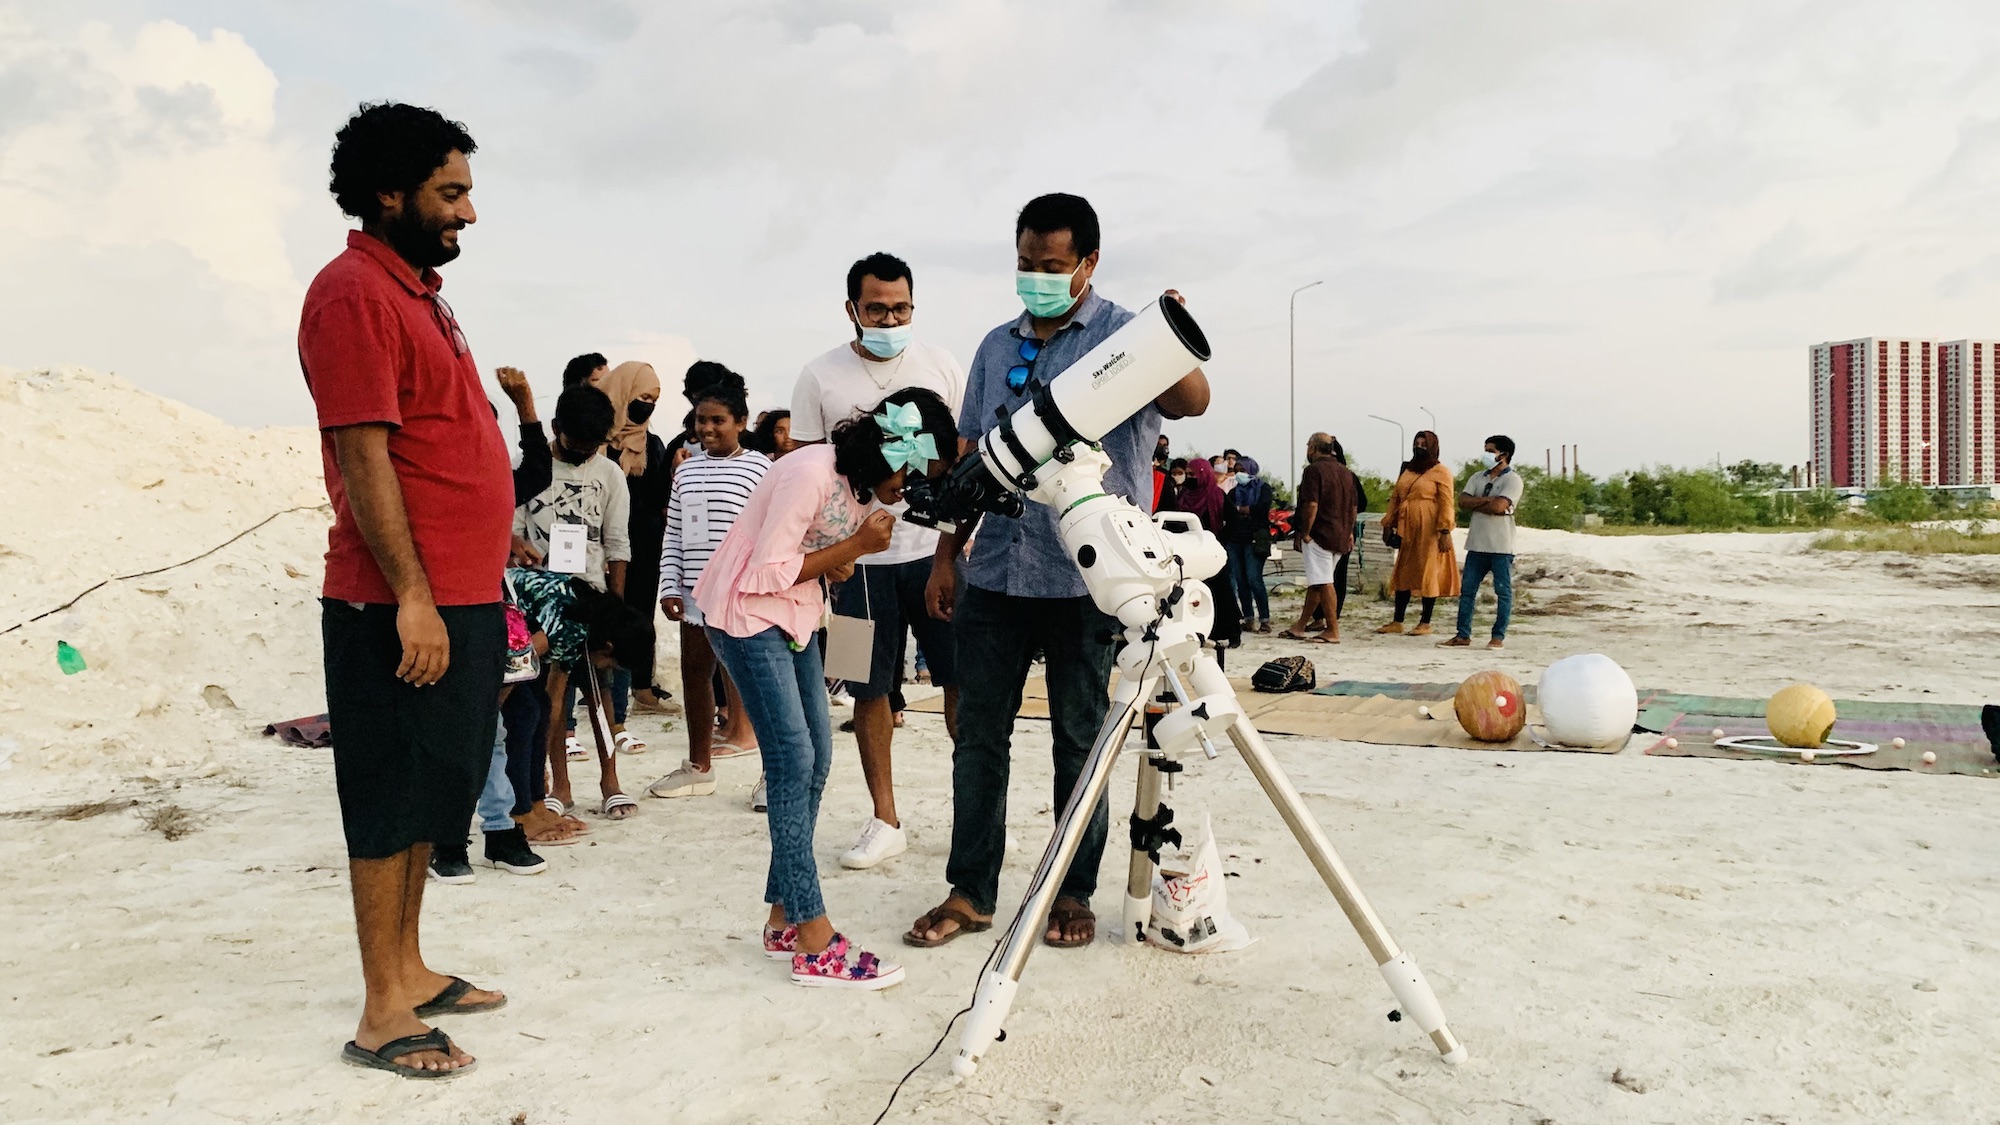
[263, 713, 332, 748]
[1637, 694, 1999, 779]
[908, 678, 1617, 752]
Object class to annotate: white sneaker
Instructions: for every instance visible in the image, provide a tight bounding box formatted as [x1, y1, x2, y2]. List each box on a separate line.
[644, 761, 717, 799]
[839, 817, 907, 869]
[829, 690, 854, 708]
[749, 774, 768, 812]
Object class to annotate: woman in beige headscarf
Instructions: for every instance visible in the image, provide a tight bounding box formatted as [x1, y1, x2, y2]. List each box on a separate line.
[589, 362, 676, 726]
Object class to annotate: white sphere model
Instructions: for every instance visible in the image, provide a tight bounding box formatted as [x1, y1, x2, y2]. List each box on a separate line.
[1418, 706, 1431, 719]
[1537, 654, 1639, 748]
[1892, 737, 1907, 749]
[1922, 751, 1937, 765]
[1711, 728, 1726, 739]
[1664, 737, 1679, 750]
[1800, 749, 1816, 762]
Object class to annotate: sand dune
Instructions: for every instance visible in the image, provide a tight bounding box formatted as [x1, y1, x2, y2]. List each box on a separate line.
[1, 369, 1996, 1124]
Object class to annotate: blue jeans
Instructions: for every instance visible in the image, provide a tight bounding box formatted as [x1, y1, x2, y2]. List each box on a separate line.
[1225, 541, 1269, 621]
[1455, 550, 1514, 640]
[947, 585, 1116, 917]
[708, 626, 834, 925]
[476, 716, 515, 833]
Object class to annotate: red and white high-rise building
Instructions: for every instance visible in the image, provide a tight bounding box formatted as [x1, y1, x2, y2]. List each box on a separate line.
[1939, 340, 2000, 486]
[1809, 337, 1953, 488]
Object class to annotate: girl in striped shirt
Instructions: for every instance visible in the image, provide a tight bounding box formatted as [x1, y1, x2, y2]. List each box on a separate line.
[648, 374, 772, 800]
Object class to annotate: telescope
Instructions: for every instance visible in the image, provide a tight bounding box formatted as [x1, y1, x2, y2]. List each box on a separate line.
[903, 293, 1468, 1080]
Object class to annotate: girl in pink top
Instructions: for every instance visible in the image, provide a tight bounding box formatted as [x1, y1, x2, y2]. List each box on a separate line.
[693, 389, 957, 990]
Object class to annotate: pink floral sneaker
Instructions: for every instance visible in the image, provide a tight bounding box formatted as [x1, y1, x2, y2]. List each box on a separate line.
[763, 924, 799, 961]
[791, 933, 905, 991]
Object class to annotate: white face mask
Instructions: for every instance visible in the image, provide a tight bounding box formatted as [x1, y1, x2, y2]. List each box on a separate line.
[1480, 452, 1498, 469]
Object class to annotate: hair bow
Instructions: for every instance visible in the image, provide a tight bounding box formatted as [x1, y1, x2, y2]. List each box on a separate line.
[873, 402, 937, 473]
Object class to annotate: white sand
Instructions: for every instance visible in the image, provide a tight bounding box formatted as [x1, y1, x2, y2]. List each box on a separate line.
[2, 370, 1996, 1124]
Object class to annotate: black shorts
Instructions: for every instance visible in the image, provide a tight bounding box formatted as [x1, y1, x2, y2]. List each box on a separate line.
[831, 557, 958, 700]
[322, 600, 505, 860]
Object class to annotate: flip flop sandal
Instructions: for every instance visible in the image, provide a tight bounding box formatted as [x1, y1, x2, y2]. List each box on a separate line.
[413, 976, 507, 1019]
[523, 823, 581, 846]
[903, 903, 992, 948]
[1044, 899, 1096, 949]
[709, 741, 758, 760]
[541, 797, 590, 834]
[613, 731, 648, 756]
[340, 1028, 473, 1080]
[600, 793, 639, 820]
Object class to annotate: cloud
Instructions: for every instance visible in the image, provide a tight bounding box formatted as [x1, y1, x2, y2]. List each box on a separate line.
[0, 16, 313, 421]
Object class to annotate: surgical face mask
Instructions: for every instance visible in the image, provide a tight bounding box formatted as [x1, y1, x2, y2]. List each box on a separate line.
[626, 400, 656, 425]
[1236, 472, 1252, 489]
[1480, 452, 1498, 468]
[1016, 265, 1081, 318]
[858, 322, 913, 359]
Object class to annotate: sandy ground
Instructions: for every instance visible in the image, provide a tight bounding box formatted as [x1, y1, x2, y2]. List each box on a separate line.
[3, 370, 1998, 1124]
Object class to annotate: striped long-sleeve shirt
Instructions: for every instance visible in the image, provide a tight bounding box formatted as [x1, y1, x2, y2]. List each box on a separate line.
[659, 447, 772, 603]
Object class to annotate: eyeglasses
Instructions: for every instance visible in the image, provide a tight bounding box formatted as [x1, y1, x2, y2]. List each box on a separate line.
[1006, 336, 1040, 393]
[429, 292, 469, 357]
[858, 302, 915, 323]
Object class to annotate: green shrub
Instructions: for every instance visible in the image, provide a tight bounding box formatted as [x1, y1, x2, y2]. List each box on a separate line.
[1865, 480, 1934, 523]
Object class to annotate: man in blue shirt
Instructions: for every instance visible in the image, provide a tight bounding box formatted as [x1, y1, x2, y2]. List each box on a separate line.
[908, 193, 1210, 950]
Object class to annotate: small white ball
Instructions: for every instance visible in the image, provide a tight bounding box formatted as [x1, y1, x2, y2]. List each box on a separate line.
[1800, 749, 1816, 763]
[1892, 737, 1906, 750]
[1664, 737, 1679, 750]
[1922, 751, 1937, 765]
[1711, 728, 1726, 739]
[1418, 706, 1431, 719]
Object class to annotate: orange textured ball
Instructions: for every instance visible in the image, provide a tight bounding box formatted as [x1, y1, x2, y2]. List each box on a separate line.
[1455, 670, 1528, 742]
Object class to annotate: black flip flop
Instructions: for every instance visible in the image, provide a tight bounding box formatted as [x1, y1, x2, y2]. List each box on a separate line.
[414, 976, 507, 1019]
[340, 1028, 474, 1079]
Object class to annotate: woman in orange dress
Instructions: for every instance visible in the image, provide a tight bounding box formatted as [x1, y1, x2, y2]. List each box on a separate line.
[1377, 430, 1460, 635]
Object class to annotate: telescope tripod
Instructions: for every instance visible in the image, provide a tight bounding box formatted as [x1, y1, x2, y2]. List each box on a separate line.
[948, 449, 1467, 1078]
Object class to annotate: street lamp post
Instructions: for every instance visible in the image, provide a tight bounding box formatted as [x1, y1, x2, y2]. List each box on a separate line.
[1289, 280, 1324, 494]
[1368, 414, 1406, 467]
[1419, 406, 1436, 434]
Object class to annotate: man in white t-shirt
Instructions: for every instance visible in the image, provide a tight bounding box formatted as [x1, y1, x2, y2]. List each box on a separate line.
[790, 251, 966, 870]
[1441, 433, 1525, 651]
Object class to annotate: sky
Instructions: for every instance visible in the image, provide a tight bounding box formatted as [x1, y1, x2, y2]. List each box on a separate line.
[6, 0, 2000, 480]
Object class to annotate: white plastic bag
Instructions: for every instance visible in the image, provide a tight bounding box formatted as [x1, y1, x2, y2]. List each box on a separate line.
[1144, 812, 1253, 954]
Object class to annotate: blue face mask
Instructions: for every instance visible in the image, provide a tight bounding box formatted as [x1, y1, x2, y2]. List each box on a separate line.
[1480, 452, 1498, 469]
[858, 323, 912, 359]
[1016, 265, 1082, 318]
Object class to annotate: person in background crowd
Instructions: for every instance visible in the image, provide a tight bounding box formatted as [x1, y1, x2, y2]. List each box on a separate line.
[648, 372, 771, 801]
[561, 352, 607, 390]
[509, 569, 654, 823]
[1284, 432, 1363, 643]
[302, 100, 508, 1080]
[1222, 448, 1240, 474]
[1158, 456, 1188, 512]
[595, 361, 676, 717]
[1170, 456, 1243, 649]
[1378, 430, 1460, 636]
[910, 192, 1210, 951]
[1155, 433, 1171, 465]
[749, 409, 797, 459]
[789, 252, 967, 870]
[1222, 454, 1272, 632]
[1442, 434, 1523, 651]
[694, 389, 959, 990]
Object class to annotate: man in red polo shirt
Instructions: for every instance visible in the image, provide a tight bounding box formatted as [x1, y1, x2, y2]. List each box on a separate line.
[299, 102, 514, 1080]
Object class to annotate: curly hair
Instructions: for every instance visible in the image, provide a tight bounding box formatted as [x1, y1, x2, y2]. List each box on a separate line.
[329, 102, 477, 222]
[831, 388, 958, 501]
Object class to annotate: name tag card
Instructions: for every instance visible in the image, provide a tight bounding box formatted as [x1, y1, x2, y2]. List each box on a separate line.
[548, 521, 588, 574]
[686, 493, 711, 548]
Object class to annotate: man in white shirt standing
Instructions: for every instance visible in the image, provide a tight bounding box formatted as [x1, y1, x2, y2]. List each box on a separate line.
[790, 252, 966, 869]
[1440, 433, 1524, 651]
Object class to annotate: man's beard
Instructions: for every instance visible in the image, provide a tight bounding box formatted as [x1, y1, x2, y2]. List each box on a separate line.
[383, 204, 462, 269]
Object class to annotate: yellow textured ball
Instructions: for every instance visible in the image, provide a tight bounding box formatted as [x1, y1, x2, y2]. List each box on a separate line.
[1766, 684, 1836, 749]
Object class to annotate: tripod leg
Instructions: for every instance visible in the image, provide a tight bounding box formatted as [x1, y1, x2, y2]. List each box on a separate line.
[1189, 659, 1469, 1064]
[1122, 752, 1167, 942]
[953, 679, 1150, 1078]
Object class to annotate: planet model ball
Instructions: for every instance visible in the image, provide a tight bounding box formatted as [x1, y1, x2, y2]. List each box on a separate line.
[1537, 654, 1639, 747]
[1766, 684, 1837, 749]
[1711, 728, 1726, 739]
[1454, 671, 1528, 742]
[1893, 737, 1907, 750]
[1922, 751, 1937, 765]
[1800, 749, 1816, 762]
[1665, 737, 1679, 749]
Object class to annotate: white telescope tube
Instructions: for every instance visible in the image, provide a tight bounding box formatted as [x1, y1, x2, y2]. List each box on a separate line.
[978, 294, 1210, 491]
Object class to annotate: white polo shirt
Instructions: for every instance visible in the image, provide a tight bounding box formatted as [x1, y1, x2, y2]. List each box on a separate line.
[789, 339, 966, 566]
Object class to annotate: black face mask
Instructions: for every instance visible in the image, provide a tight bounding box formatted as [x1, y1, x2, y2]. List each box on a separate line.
[626, 400, 655, 425]
[555, 435, 595, 465]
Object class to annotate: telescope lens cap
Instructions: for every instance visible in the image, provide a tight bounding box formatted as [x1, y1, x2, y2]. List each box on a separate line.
[1077, 545, 1098, 568]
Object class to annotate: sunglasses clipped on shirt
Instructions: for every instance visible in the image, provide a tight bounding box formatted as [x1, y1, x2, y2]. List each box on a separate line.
[1006, 336, 1040, 393]
[429, 292, 469, 357]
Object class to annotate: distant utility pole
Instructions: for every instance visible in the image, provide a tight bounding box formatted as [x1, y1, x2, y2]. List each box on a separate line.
[1288, 280, 1323, 495]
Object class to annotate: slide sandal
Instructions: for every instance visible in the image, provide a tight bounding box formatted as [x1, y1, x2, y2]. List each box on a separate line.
[413, 976, 506, 1020]
[541, 797, 590, 834]
[613, 731, 648, 756]
[600, 793, 639, 820]
[340, 1028, 473, 1080]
